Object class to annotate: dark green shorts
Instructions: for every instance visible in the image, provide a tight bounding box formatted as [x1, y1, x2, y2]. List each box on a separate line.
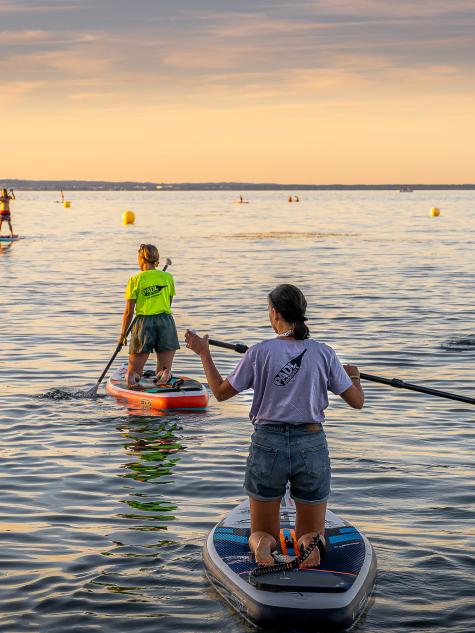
[129, 314, 180, 354]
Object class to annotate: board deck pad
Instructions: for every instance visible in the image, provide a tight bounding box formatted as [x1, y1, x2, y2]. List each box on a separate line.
[212, 493, 365, 593]
[116, 374, 204, 393]
[213, 525, 364, 593]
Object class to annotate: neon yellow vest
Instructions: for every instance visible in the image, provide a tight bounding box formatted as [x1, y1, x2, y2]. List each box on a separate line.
[125, 269, 175, 315]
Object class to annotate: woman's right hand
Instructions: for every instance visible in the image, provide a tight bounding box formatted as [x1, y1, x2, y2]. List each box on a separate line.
[118, 334, 127, 347]
[185, 330, 210, 356]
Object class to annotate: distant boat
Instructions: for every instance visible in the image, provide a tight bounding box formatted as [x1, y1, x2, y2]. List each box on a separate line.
[399, 186, 413, 192]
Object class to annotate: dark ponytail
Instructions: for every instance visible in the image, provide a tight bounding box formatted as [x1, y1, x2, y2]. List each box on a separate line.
[268, 284, 310, 340]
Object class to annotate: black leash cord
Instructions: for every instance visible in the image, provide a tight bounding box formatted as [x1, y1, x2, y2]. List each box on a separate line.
[250, 534, 321, 578]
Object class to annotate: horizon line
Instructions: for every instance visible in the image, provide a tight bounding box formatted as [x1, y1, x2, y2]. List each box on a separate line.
[2, 178, 475, 191]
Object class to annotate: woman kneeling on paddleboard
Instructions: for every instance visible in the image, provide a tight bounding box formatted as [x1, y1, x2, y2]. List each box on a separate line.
[119, 243, 179, 387]
[185, 284, 364, 567]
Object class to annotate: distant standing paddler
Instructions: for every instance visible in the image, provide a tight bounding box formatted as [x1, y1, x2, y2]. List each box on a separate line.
[234, 195, 249, 204]
[119, 244, 180, 388]
[0, 189, 15, 237]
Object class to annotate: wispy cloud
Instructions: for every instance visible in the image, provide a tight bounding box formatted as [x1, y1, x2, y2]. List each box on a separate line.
[0, 29, 97, 44]
[18, 46, 122, 75]
[0, 79, 42, 105]
[66, 90, 121, 101]
[295, 0, 475, 19]
[0, 29, 49, 43]
[0, 0, 83, 13]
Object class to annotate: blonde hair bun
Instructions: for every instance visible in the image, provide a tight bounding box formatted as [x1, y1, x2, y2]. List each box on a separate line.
[139, 244, 159, 264]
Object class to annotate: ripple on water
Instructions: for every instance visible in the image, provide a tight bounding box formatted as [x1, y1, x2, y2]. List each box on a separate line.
[441, 335, 475, 351]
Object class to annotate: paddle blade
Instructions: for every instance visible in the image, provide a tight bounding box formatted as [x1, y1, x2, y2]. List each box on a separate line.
[84, 384, 100, 398]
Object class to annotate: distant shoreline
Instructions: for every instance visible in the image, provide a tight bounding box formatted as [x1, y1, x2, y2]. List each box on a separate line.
[1, 179, 475, 192]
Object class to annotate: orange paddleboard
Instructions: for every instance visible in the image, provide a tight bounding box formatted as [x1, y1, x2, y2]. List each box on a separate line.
[106, 364, 209, 411]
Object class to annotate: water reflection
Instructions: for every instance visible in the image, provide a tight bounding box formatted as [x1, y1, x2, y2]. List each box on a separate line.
[118, 418, 184, 529]
[0, 240, 14, 253]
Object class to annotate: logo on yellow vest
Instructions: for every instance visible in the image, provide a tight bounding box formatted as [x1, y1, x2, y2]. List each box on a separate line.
[142, 285, 166, 297]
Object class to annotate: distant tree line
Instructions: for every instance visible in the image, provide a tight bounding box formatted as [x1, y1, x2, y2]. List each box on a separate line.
[1, 179, 474, 191]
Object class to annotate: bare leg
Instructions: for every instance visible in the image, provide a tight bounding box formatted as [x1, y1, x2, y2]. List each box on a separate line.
[126, 352, 149, 388]
[295, 500, 326, 568]
[8, 220, 13, 237]
[248, 497, 281, 565]
[155, 349, 176, 384]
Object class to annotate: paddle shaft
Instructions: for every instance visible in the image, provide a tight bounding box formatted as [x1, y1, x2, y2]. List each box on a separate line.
[207, 339, 475, 406]
[94, 317, 136, 388]
[359, 372, 475, 405]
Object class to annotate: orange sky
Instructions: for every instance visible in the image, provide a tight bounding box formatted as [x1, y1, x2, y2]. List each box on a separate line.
[1, 1, 475, 183]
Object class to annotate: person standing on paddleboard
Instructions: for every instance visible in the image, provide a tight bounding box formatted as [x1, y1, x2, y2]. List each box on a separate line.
[185, 284, 364, 568]
[0, 188, 15, 237]
[119, 243, 179, 388]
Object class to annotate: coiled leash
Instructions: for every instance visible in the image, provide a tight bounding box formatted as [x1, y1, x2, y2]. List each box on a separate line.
[250, 534, 324, 578]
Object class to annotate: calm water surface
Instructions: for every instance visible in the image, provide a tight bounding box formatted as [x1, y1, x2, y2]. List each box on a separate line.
[1, 191, 474, 632]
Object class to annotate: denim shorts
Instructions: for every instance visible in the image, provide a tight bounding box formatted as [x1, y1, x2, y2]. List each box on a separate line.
[129, 313, 180, 354]
[244, 423, 331, 504]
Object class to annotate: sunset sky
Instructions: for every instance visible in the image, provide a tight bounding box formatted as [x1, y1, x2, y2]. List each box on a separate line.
[1, 0, 474, 183]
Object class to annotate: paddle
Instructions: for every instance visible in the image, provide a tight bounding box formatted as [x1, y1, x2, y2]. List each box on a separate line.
[208, 339, 475, 406]
[86, 257, 172, 397]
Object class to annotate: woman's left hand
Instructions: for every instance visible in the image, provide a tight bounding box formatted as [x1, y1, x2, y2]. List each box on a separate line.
[343, 364, 360, 380]
[185, 329, 210, 356]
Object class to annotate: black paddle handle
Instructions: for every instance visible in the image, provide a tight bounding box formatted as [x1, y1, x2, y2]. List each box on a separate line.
[208, 339, 248, 354]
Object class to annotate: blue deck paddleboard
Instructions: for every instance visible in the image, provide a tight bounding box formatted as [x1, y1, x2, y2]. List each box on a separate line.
[203, 489, 377, 630]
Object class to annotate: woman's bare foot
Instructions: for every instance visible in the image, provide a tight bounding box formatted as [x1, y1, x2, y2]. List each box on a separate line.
[255, 536, 275, 566]
[298, 532, 325, 569]
[156, 368, 172, 385]
[249, 531, 277, 566]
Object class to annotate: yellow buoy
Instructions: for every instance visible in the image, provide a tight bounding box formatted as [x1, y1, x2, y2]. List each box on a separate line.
[430, 207, 440, 217]
[122, 210, 135, 225]
[63, 200, 71, 208]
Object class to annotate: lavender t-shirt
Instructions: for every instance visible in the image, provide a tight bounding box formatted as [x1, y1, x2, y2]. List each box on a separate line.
[227, 338, 352, 425]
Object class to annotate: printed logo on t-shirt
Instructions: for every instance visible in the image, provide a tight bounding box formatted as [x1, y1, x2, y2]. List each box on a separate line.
[273, 350, 307, 386]
[142, 285, 166, 297]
